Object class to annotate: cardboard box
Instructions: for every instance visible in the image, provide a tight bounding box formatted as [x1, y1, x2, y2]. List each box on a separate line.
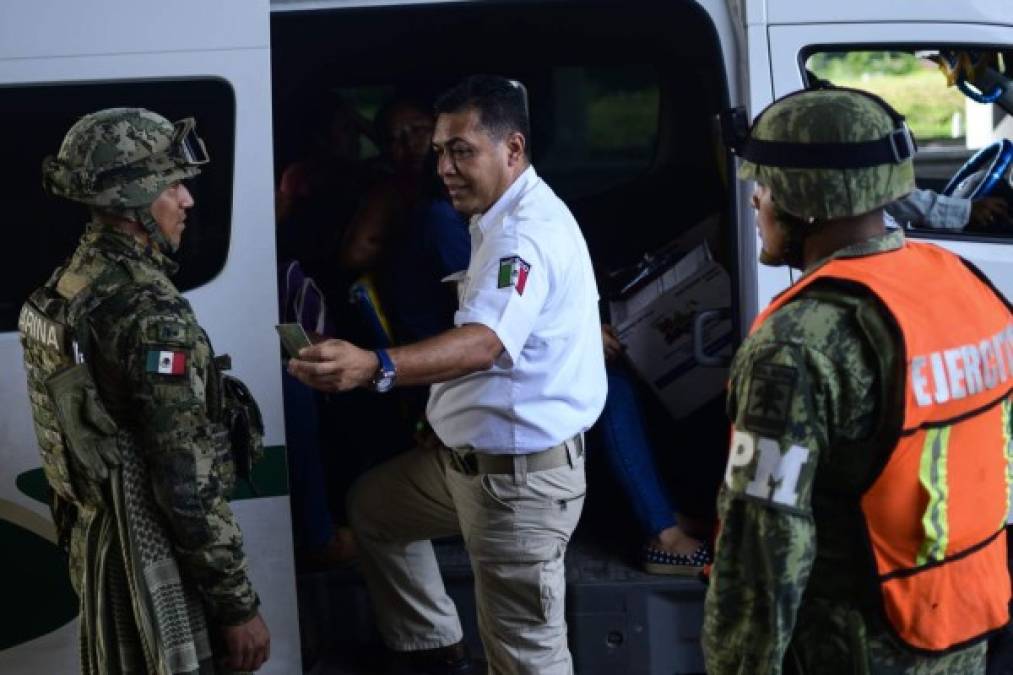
[608, 242, 732, 420]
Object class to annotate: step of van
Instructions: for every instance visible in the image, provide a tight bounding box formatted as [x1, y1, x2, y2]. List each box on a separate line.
[297, 536, 706, 675]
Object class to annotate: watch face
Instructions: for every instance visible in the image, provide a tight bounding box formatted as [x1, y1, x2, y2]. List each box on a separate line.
[374, 373, 395, 393]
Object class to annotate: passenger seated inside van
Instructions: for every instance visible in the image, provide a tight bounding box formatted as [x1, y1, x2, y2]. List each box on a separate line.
[276, 91, 406, 570]
[341, 97, 470, 420]
[281, 95, 470, 569]
[597, 324, 714, 574]
[276, 90, 373, 282]
[885, 189, 1009, 231]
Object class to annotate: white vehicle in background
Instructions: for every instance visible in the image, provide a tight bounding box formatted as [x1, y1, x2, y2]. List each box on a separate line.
[0, 1, 1009, 673]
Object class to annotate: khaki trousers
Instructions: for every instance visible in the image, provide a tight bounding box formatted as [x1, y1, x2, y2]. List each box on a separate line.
[347, 440, 586, 675]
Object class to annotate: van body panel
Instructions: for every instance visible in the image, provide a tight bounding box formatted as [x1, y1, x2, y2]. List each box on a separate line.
[765, 0, 1013, 27]
[0, 0, 269, 61]
[0, 1, 298, 672]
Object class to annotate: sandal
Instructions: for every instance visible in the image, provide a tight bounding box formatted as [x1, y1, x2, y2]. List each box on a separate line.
[642, 541, 712, 576]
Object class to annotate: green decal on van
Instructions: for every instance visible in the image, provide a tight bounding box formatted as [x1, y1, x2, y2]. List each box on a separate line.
[16, 445, 288, 507]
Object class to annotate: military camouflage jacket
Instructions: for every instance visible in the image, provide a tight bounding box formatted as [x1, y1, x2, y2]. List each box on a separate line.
[51, 221, 258, 626]
[703, 230, 987, 675]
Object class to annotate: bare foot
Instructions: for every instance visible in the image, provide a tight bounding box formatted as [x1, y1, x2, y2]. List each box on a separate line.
[651, 526, 702, 557]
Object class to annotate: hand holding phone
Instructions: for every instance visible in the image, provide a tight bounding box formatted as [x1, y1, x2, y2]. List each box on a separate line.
[275, 323, 312, 358]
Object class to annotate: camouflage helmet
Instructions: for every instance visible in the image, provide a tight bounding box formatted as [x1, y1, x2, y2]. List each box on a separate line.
[41, 107, 207, 210]
[736, 88, 916, 220]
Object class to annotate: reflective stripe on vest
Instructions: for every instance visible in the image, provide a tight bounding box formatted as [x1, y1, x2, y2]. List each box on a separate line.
[1005, 400, 1013, 526]
[752, 240, 1013, 652]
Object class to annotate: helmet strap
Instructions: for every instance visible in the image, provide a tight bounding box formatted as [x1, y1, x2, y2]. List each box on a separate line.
[760, 206, 810, 269]
[132, 207, 176, 253]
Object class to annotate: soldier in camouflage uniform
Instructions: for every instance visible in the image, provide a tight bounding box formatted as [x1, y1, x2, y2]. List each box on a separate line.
[703, 89, 1011, 674]
[19, 108, 270, 673]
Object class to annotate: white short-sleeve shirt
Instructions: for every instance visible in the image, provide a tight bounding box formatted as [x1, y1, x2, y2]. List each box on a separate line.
[426, 166, 607, 454]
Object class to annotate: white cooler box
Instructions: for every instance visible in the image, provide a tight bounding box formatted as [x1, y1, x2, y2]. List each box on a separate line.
[608, 243, 733, 420]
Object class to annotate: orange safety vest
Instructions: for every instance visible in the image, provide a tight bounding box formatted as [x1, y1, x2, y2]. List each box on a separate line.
[751, 240, 1013, 653]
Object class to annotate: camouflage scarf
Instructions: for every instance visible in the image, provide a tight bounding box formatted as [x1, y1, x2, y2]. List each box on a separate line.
[75, 438, 216, 675]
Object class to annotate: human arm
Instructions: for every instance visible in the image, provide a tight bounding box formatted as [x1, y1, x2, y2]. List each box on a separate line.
[290, 221, 554, 391]
[601, 323, 624, 361]
[339, 182, 399, 272]
[702, 339, 823, 674]
[699, 293, 880, 675]
[220, 613, 270, 671]
[703, 293, 883, 674]
[287, 322, 503, 391]
[885, 188, 970, 230]
[118, 303, 260, 627]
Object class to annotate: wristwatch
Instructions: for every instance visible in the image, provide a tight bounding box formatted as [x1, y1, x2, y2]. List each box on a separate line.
[370, 348, 396, 393]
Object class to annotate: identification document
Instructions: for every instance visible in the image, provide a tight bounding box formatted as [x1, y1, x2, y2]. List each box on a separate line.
[275, 323, 312, 358]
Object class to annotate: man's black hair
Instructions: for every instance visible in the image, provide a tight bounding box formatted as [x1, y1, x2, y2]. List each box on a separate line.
[435, 74, 531, 158]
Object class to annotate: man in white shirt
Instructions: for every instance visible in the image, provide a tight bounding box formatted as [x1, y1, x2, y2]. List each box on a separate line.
[288, 74, 607, 675]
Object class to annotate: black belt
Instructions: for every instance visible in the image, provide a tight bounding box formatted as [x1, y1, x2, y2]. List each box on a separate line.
[446, 434, 584, 476]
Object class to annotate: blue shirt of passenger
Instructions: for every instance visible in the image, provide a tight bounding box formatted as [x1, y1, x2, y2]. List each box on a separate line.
[387, 197, 470, 342]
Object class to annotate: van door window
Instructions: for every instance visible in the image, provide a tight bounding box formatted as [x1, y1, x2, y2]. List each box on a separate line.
[0, 79, 236, 332]
[537, 65, 660, 199]
[806, 49, 1013, 240]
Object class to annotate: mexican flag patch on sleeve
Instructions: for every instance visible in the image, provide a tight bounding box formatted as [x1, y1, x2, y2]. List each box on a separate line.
[497, 256, 531, 295]
[145, 349, 187, 375]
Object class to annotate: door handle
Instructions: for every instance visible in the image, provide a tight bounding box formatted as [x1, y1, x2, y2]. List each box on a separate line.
[693, 308, 733, 367]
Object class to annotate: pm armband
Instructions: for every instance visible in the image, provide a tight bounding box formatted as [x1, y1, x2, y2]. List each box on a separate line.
[724, 428, 813, 513]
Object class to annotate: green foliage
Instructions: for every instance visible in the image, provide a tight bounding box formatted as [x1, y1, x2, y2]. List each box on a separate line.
[809, 51, 921, 79]
[809, 53, 965, 141]
[588, 89, 659, 153]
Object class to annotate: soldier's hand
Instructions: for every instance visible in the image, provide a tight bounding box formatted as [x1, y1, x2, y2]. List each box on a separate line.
[221, 611, 270, 671]
[287, 338, 379, 392]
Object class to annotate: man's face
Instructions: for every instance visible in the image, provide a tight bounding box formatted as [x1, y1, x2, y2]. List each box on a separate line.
[752, 183, 786, 266]
[384, 104, 435, 174]
[432, 107, 521, 216]
[150, 182, 194, 251]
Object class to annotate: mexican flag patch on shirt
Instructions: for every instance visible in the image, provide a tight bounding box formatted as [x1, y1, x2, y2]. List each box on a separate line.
[146, 349, 187, 375]
[497, 256, 531, 295]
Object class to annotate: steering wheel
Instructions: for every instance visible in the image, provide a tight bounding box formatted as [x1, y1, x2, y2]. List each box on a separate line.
[942, 138, 1013, 199]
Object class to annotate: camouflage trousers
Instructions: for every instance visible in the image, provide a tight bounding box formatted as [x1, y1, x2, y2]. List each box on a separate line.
[786, 600, 986, 675]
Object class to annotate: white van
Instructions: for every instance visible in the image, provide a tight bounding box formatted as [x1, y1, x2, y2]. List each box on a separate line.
[0, 1, 1009, 673]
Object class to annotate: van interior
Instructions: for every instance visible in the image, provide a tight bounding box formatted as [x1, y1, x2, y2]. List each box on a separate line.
[271, 2, 734, 673]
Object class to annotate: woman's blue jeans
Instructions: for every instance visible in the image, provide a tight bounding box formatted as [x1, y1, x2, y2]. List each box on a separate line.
[597, 362, 678, 538]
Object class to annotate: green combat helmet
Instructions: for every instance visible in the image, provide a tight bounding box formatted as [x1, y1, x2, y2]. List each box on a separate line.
[736, 87, 916, 220]
[720, 87, 917, 265]
[41, 107, 209, 251]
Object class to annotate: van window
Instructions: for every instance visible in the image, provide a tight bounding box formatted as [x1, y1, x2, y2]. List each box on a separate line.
[537, 65, 660, 198]
[0, 79, 236, 332]
[806, 49, 1013, 239]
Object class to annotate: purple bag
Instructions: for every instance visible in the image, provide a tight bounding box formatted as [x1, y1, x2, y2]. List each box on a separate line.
[279, 260, 335, 337]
